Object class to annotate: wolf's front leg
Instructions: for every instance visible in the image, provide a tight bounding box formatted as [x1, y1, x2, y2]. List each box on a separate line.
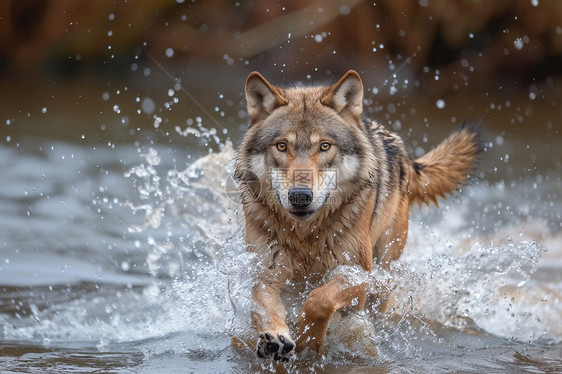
[252, 284, 296, 361]
[296, 277, 366, 352]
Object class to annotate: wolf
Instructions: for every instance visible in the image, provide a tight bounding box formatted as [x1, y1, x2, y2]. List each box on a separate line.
[234, 70, 481, 361]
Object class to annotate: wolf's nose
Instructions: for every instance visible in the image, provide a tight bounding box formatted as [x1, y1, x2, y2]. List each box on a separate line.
[288, 187, 313, 209]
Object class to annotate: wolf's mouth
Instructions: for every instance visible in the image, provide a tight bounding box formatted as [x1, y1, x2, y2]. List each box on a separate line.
[289, 209, 315, 221]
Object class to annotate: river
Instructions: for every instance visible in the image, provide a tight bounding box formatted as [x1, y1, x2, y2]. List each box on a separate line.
[0, 71, 560, 373]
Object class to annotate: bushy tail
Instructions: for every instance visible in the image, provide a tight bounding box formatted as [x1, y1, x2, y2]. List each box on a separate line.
[408, 122, 482, 206]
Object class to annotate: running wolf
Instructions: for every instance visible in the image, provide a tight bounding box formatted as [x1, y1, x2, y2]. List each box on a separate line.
[234, 70, 481, 360]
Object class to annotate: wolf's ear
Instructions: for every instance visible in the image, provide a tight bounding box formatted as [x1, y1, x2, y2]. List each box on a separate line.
[321, 70, 364, 119]
[245, 72, 288, 125]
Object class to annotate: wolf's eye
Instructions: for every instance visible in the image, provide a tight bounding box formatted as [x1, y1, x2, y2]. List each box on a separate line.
[320, 142, 331, 152]
[276, 142, 287, 152]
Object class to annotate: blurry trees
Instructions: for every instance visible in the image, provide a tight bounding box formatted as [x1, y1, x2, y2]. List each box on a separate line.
[1, 0, 561, 89]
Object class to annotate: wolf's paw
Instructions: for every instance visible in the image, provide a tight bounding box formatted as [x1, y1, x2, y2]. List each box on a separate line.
[256, 332, 295, 361]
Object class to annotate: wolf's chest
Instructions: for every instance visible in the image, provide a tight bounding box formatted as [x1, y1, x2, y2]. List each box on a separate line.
[280, 230, 368, 278]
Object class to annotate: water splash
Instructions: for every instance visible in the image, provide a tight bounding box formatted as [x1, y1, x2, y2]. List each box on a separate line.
[122, 142, 239, 277]
[124, 144, 560, 361]
[2, 142, 559, 369]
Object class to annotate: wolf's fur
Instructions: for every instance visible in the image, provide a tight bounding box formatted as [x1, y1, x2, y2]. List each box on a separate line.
[235, 70, 481, 360]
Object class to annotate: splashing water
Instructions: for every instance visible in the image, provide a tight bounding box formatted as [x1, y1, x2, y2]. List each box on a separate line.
[121, 143, 561, 362]
[1, 137, 560, 372]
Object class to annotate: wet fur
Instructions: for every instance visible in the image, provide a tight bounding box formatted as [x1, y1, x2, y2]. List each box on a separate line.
[235, 70, 481, 359]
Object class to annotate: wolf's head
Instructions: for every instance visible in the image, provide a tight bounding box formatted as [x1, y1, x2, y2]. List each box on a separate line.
[236, 71, 374, 221]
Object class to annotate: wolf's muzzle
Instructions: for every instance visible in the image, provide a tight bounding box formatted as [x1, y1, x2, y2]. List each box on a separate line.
[288, 187, 313, 209]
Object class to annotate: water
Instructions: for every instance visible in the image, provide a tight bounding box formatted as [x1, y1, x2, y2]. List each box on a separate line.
[1, 82, 561, 372]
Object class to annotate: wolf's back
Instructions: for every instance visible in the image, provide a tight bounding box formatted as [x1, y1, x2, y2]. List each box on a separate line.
[407, 123, 482, 206]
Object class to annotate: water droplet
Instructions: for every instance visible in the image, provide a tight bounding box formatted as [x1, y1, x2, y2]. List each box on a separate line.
[165, 48, 174, 58]
[436, 99, 446, 109]
[121, 261, 130, 271]
[141, 97, 155, 114]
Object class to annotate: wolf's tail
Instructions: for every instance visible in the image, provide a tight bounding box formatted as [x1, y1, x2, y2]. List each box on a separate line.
[407, 122, 483, 206]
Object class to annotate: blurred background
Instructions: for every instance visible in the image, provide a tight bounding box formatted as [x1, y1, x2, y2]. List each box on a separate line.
[0, 1, 561, 372]
[1, 0, 561, 149]
[3, 0, 562, 83]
